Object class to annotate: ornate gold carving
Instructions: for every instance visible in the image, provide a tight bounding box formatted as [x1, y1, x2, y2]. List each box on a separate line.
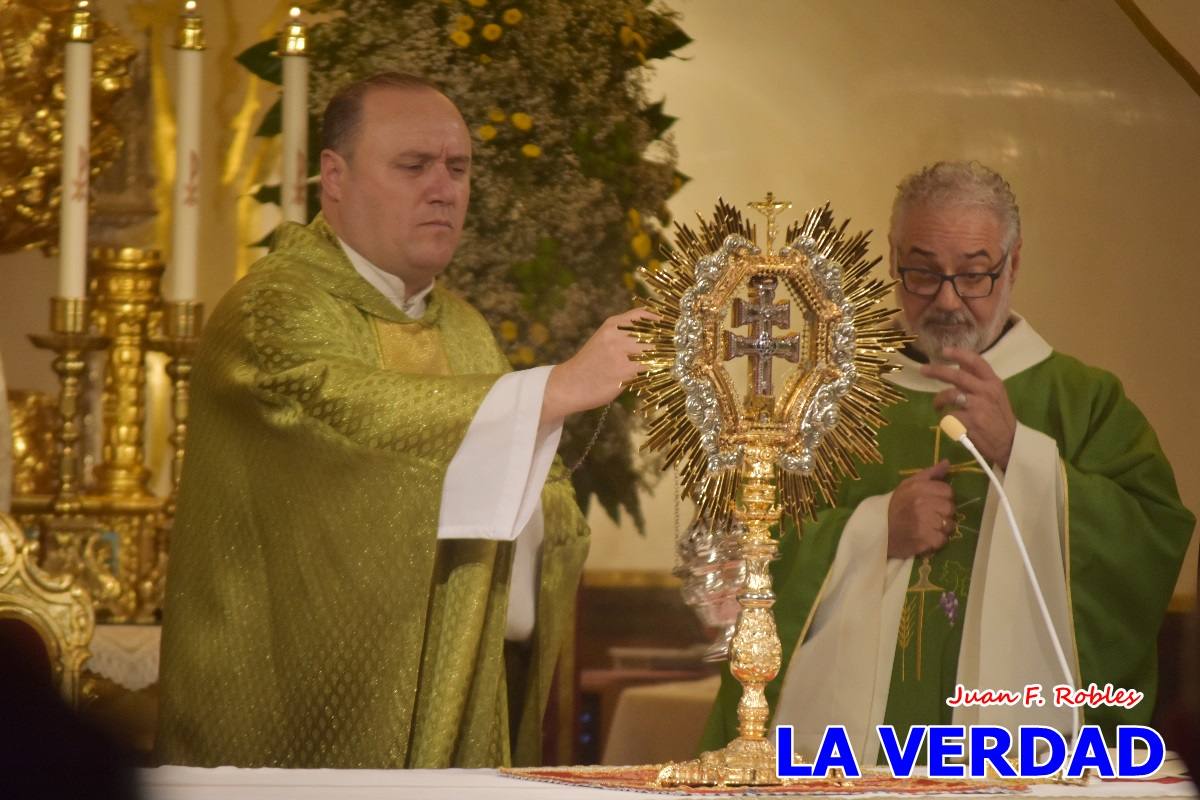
[0, 0, 134, 253]
[13, 244, 201, 623]
[7, 390, 58, 496]
[627, 198, 908, 786]
[88, 247, 164, 499]
[38, 514, 121, 612]
[0, 512, 96, 706]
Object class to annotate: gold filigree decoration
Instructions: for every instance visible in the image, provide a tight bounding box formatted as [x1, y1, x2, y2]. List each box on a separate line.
[628, 200, 908, 532]
[0, 512, 96, 706]
[0, 0, 135, 253]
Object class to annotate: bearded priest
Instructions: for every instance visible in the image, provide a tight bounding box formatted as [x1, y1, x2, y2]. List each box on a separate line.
[701, 160, 1194, 764]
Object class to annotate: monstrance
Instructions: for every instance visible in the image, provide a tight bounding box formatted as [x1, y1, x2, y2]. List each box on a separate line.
[625, 195, 908, 786]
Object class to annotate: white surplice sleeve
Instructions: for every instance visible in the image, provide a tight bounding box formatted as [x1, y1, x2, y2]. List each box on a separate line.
[436, 365, 563, 641]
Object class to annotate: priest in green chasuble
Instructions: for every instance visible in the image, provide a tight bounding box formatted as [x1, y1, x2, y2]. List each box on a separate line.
[157, 73, 653, 768]
[701, 161, 1195, 762]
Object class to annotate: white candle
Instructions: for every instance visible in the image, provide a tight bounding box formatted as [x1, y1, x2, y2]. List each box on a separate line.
[169, 0, 205, 301]
[58, 1, 94, 300]
[280, 7, 308, 224]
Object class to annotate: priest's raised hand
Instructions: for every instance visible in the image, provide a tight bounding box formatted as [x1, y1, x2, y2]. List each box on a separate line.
[541, 308, 656, 425]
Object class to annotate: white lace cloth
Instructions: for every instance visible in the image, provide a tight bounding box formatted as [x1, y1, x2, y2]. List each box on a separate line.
[86, 623, 161, 691]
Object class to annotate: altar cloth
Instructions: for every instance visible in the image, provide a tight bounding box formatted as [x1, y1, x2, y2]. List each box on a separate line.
[138, 764, 1196, 800]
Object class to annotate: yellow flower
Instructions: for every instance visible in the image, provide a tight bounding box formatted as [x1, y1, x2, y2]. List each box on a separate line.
[528, 322, 550, 346]
[454, 14, 474, 30]
[626, 208, 641, 230]
[502, 8, 523, 25]
[479, 53, 492, 64]
[521, 143, 542, 158]
[482, 23, 503, 41]
[477, 124, 498, 141]
[488, 106, 506, 122]
[449, 30, 471, 47]
[467, 0, 487, 6]
[619, 25, 635, 48]
[631, 232, 652, 260]
[514, 346, 536, 366]
[510, 112, 533, 131]
[499, 320, 519, 342]
[622, 271, 636, 292]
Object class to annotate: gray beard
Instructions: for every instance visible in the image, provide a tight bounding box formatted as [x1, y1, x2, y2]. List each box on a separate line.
[913, 305, 1011, 363]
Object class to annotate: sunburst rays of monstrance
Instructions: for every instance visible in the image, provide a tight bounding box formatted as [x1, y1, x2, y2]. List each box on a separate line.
[623, 195, 909, 786]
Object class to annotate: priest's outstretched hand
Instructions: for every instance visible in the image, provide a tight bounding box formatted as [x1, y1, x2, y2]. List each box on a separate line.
[541, 308, 656, 426]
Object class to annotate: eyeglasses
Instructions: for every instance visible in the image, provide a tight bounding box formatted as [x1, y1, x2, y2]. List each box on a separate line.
[897, 250, 1009, 299]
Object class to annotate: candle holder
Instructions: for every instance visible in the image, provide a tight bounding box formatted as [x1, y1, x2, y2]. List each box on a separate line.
[144, 300, 203, 615]
[28, 297, 122, 610]
[148, 301, 204, 516]
[29, 297, 110, 517]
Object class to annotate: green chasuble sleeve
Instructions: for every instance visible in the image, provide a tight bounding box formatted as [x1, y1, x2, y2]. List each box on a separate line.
[157, 217, 588, 768]
[700, 345, 1194, 753]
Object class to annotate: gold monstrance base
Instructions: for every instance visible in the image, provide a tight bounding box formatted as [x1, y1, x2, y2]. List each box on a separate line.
[657, 439, 785, 787]
[626, 197, 906, 787]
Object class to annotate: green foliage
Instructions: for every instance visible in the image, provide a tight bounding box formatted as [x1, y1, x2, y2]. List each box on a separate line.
[235, 39, 282, 85]
[254, 99, 281, 137]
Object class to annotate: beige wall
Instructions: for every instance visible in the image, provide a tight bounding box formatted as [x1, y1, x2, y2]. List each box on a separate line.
[586, 0, 1200, 602]
[0, 1, 1195, 596]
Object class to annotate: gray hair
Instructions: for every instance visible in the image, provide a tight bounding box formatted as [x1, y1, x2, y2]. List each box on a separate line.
[890, 161, 1021, 249]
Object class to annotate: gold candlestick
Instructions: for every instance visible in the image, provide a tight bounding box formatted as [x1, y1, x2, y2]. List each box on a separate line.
[29, 297, 109, 515]
[29, 297, 122, 612]
[149, 301, 203, 515]
[144, 300, 203, 616]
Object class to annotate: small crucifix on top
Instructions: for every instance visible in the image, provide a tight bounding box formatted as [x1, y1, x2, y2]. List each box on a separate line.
[748, 191, 792, 255]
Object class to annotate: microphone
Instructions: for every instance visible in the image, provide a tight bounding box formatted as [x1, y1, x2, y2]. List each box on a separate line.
[938, 415, 1081, 744]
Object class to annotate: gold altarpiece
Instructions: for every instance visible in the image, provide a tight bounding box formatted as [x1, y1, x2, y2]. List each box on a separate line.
[3, 1, 201, 626]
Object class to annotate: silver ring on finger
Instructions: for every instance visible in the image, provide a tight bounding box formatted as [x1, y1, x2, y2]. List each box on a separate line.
[954, 391, 968, 409]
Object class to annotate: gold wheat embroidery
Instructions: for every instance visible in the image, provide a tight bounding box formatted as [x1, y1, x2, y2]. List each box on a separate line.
[897, 593, 916, 681]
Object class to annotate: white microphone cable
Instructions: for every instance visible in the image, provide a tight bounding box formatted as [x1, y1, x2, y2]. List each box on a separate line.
[938, 414, 1082, 745]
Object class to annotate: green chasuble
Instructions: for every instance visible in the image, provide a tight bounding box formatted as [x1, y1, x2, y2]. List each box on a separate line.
[157, 216, 589, 768]
[700, 317, 1193, 759]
